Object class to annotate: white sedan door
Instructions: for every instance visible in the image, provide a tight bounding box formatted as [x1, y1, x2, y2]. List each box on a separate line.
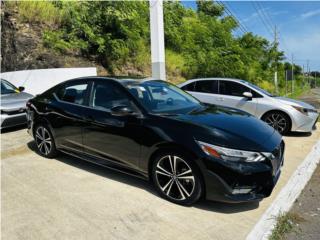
[217, 80, 259, 115]
[182, 80, 221, 105]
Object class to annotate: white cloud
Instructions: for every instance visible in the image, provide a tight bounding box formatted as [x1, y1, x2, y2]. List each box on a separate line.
[301, 9, 320, 19]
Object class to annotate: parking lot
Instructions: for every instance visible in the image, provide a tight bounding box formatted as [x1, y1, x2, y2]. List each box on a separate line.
[1, 125, 319, 240]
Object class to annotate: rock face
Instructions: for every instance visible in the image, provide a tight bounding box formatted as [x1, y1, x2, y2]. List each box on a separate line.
[1, 7, 63, 72]
[0, 4, 98, 73]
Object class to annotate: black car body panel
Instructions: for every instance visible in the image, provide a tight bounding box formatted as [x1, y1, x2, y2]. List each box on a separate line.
[27, 77, 284, 203]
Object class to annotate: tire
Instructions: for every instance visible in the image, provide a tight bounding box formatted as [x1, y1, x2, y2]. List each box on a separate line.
[152, 151, 203, 206]
[262, 111, 291, 135]
[34, 123, 58, 158]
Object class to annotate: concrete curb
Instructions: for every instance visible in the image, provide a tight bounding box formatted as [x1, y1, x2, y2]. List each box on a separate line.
[246, 140, 320, 240]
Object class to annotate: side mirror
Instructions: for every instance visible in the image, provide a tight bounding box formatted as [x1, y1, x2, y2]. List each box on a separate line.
[18, 86, 25, 92]
[243, 92, 253, 100]
[111, 105, 135, 117]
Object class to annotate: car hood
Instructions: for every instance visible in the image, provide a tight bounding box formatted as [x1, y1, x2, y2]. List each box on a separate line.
[170, 105, 281, 152]
[0, 92, 33, 110]
[275, 97, 315, 109]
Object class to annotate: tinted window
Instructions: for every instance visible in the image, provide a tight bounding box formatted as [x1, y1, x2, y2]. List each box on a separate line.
[181, 82, 195, 91]
[91, 82, 131, 111]
[126, 80, 201, 114]
[56, 83, 88, 105]
[194, 80, 218, 94]
[1, 79, 18, 94]
[219, 81, 251, 97]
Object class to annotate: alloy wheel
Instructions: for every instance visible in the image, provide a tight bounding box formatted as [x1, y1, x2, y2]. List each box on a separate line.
[155, 155, 195, 201]
[35, 126, 52, 156]
[265, 113, 287, 133]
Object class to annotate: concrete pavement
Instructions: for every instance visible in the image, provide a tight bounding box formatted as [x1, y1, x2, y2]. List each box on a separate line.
[1, 125, 320, 240]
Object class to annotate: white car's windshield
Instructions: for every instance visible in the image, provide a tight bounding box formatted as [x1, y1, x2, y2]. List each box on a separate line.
[126, 80, 202, 114]
[244, 81, 274, 97]
[1, 79, 18, 95]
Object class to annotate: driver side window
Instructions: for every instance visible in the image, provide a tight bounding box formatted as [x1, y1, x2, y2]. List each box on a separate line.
[90, 82, 132, 111]
[219, 81, 251, 97]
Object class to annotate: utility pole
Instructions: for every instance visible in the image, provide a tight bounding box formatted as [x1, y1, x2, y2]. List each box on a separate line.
[306, 60, 310, 87]
[274, 25, 278, 94]
[302, 64, 305, 86]
[285, 70, 287, 95]
[291, 54, 294, 93]
[149, 0, 166, 80]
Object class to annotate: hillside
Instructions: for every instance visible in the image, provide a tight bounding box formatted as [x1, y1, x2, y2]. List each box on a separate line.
[0, 1, 308, 91]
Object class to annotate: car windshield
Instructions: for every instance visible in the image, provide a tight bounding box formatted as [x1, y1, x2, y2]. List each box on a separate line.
[125, 80, 202, 114]
[243, 81, 274, 97]
[1, 79, 18, 95]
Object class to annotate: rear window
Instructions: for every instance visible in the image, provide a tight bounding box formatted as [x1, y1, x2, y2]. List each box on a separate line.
[55, 83, 88, 105]
[181, 82, 196, 91]
[194, 80, 219, 94]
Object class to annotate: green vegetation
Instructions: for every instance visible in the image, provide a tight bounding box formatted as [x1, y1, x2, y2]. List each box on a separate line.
[4, 1, 313, 96]
[7, 1, 64, 26]
[269, 212, 304, 240]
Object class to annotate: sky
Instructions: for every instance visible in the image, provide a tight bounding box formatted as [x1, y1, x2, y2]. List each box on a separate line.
[181, 1, 320, 71]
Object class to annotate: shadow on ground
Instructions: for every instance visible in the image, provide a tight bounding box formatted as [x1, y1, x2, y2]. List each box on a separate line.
[285, 131, 312, 137]
[27, 140, 259, 214]
[0, 124, 26, 134]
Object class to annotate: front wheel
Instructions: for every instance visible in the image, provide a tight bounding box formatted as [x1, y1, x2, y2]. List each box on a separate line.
[34, 124, 58, 158]
[262, 111, 291, 135]
[152, 152, 203, 205]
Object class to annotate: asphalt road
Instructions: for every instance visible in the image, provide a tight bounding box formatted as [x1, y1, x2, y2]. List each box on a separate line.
[1, 122, 320, 239]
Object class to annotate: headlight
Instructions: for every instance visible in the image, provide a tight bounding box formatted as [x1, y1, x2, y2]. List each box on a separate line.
[291, 106, 318, 115]
[197, 141, 268, 162]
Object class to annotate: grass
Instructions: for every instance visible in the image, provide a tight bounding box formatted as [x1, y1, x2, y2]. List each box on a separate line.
[286, 84, 311, 100]
[6, 1, 65, 26]
[269, 212, 304, 240]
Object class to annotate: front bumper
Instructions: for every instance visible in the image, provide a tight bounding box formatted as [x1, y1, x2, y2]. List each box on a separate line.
[202, 142, 284, 203]
[291, 111, 319, 132]
[0, 113, 27, 129]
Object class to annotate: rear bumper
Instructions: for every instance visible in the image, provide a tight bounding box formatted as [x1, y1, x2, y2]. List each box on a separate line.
[0, 113, 27, 129]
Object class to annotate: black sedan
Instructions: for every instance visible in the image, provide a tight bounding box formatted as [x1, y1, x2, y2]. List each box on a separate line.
[26, 77, 284, 205]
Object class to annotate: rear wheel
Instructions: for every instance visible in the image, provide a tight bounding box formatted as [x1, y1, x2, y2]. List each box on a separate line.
[34, 124, 58, 158]
[262, 111, 291, 135]
[152, 152, 203, 205]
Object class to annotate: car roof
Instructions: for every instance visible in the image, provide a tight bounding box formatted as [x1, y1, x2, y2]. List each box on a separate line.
[65, 76, 162, 86]
[179, 78, 249, 86]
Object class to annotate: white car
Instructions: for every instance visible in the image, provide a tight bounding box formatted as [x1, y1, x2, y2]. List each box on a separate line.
[179, 78, 319, 134]
[1, 79, 33, 129]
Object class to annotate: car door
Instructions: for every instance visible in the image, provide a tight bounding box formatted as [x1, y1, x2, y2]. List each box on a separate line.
[218, 80, 259, 115]
[47, 80, 89, 152]
[182, 80, 220, 105]
[82, 80, 142, 170]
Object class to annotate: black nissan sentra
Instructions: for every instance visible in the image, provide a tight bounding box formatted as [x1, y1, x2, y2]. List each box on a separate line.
[26, 77, 284, 205]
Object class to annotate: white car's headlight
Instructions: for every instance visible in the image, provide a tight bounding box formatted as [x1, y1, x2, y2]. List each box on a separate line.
[197, 141, 269, 162]
[291, 105, 318, 116]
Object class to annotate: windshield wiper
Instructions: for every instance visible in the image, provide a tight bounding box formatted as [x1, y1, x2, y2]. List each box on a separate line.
[188, 105, 207, 114]
[155, 112, 180, 116]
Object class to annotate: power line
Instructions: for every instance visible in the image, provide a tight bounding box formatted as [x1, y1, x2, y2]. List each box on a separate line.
[251, 1, 274, 38]
[223, 1, 251, 33]
[216, 1, 248, 35]
[256, 2, 275, 31]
